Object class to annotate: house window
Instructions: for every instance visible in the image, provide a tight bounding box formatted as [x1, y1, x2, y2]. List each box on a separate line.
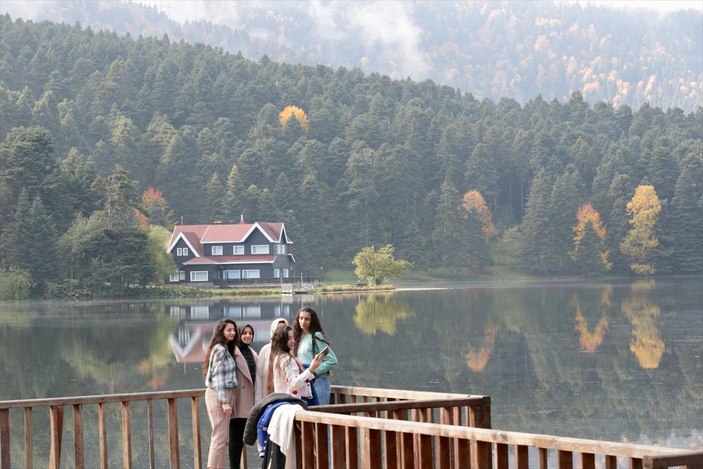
[243, 306, 262, 318]
[177, 247, 189, 256]
[233, 245, 244, 255]
[212, 246, 223, 256]
[223, 270, 240, 279]
[283, 269, 289, 278]
[274, 269, 280, 278]
[251, 245, 270, 255]
[169, 271, 186, 282]
[242, 269, 260, 279]
[276, 244, 286, 254]
[190, 271, 208, 282]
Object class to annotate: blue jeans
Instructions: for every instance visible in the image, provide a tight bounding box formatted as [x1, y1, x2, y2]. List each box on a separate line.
[313, 375, 331, 405]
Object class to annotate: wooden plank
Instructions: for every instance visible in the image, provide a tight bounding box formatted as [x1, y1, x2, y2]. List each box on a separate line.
[605, 455, 617, 469]
[361, 429, 381, 469]
[455, 437, 471, 469]
[401, 432, 414, 469]
[98, 403, 108, 469]
[146, 400, 154, 469]
[314, 423, 329, 469]
[581, 452, 595, 469]
[496, 442, 509, 469]
[516, 444, 529, 469]
[436, 436, 450, 468]
[191, 397, 202, 469]
[539, 448, 549, 469]
[415, 433, 432, 468]
[167, 398, 180, 469]
[345, 426, 358, 469]
[384, 428, 398, 468]
[475, 440, 492, 468]
[557, 450, 573, 469]
[49, 405, 63, 469]
[24, 407, 33, 469]
[300, 421, 315, 467]
[73, 404, 84, 469]
[121, 401, 132, 469]
[0, 408, 10, 469]
[331, 424, 346, 468]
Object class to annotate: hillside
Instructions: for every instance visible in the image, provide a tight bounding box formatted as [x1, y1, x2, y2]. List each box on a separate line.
[0, 16, 702, 299]
[1, 0, 701, 111]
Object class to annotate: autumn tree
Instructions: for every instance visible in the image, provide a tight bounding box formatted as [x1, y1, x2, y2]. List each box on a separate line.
[353, 244, 411, 286]
[461, 190, 496, 272]
[620, 185, 661, 275]
[141, 187, 175, 228]
[279, 105, 309, 131]
[570, 203, 611, 275]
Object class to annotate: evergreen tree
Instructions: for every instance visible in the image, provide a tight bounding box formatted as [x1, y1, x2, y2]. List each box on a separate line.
[669, 153, 703, 272]
[431, 180, 466, 272]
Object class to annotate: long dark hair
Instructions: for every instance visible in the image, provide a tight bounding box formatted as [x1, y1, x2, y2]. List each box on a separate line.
[293, 306, 329, 354]
[202, 319, 237, 379]
[266, 325, 293, 395]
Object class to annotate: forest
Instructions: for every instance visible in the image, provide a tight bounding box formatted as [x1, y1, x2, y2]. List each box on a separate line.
[0, 16, 702, 298]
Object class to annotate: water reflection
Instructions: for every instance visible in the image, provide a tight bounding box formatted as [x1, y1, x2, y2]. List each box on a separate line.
[622, 280, 664, 369]
[167, 296, 313, 363]
[352, 294, 414, 335]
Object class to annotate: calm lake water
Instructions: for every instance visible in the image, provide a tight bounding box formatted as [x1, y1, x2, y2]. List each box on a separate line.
[1, 277, 701, 464]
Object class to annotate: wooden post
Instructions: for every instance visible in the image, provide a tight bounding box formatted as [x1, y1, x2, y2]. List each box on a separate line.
[121, 401, 132, 469]
[49, 405, 63, 469]
[73, 404, 84, 469]
[167, 398, 180, 469]
[24, 407, 33, 469]
[0, 408, 10, 469]
[98, 403, 108, 469]
[191, 397, 202, 469]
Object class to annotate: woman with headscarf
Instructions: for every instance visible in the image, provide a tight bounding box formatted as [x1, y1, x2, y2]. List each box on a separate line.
[229, 323, 258, 469]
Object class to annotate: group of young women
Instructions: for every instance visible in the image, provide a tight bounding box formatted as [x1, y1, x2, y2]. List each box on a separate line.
[202, 306, 337, 469]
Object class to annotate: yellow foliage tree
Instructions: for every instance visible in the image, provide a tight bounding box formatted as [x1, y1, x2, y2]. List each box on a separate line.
[461, 190, 496, 237]
[620, 185, 661, 274]
[279, 105, 309, 130]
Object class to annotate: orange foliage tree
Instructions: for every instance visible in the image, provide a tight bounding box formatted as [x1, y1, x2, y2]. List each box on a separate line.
[461, 190, 496, 237]
[141, 187, 175, 229]
[279, 105, 309, 130]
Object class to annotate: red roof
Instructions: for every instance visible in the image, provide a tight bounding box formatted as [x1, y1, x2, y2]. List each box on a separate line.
[167, 222, 291, 257]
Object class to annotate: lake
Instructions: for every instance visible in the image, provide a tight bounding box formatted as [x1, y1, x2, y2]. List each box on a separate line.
[1, 277, 701, 460]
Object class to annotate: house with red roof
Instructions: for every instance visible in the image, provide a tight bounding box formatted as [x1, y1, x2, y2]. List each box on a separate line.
[166, 219, 295, 285]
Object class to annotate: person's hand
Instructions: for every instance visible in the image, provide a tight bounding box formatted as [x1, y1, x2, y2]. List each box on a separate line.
[222, 403, 232, 416]
[310, 353, 323, 372]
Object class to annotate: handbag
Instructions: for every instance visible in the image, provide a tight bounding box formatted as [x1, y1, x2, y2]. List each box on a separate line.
[299, 362, 320, 406]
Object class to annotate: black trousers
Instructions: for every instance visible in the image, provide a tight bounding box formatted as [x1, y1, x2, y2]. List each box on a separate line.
[229, 417, 247, 469]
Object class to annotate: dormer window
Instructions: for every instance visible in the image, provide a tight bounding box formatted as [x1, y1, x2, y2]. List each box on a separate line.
[233, 246, 244, 255]
[176, 247, 189, 256]
[276, 244, 286, 254]
[212, 246, 223, 256]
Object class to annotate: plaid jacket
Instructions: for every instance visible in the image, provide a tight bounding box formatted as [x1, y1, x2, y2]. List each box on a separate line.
[205, 344, 237, 403]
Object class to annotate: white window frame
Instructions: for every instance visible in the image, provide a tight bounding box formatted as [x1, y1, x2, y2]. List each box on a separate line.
[223, 269, 241, 279]
[176, 247, 189, 256]
[169, 270, 186, 282]
[276, 244, 286, 254]
[274, 268, 280, 278]
[251, 245, 270, 255]
[242, 269, 260, 279]
[233, 245, 244, 255]
[190, 271, 208, 282]
[283, 269, 289, 278]
[212, 245, 223, 256]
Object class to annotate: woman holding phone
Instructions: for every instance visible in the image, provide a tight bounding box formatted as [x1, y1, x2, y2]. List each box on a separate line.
[267, 325, 324, 399]
[293, 306, 337, 405]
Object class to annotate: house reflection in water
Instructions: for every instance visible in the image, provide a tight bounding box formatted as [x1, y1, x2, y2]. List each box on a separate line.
[168, 296, 313, 363]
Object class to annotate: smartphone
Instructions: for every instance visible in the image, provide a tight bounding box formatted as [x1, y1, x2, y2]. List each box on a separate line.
[318, 346, 330, 358]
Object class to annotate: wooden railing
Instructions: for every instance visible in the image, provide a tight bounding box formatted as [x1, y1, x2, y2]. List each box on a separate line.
[0, 389, 206, 469]
[2, 386, 701, 469]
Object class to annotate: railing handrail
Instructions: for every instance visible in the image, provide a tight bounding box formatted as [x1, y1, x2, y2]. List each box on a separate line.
[315, 396, 489, 414]
[0, 389, 205, 409]
[331, 385, 482, 401]
[297, 410, 686, 457]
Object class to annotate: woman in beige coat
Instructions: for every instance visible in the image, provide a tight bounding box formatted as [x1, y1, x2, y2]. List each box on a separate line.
[229, 324, 258, 469]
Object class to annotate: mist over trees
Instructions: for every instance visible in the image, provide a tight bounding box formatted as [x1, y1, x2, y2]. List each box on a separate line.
[0, 16, 701, 297]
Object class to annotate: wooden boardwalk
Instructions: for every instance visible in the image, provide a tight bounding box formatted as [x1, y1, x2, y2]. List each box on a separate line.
[1, 386, 701, 469]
